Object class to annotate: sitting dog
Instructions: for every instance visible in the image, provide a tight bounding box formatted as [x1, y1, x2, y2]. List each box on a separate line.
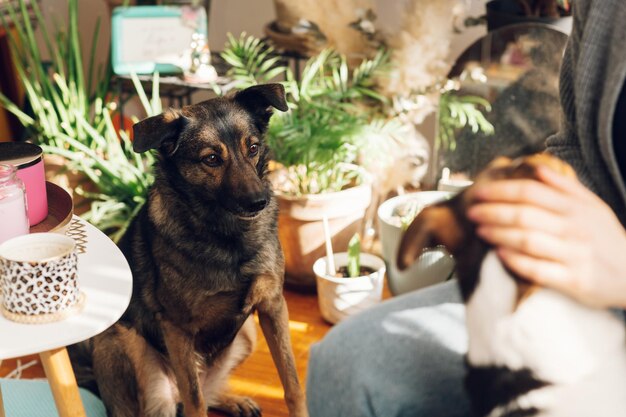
[397, 154, 626, 417]
[70, 84, 308, 417]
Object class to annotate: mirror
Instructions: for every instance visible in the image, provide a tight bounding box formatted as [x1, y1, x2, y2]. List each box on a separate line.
[434, 23, 569, 184]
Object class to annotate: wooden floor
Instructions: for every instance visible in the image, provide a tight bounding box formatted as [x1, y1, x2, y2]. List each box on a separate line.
[0, 289, 333, 417]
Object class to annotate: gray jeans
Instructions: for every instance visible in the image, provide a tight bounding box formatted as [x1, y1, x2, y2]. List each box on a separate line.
[306, 280, 471, 417]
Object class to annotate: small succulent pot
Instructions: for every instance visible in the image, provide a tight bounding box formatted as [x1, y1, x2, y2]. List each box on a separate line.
[313, 252, 385, 324]
[0, 233, 84, 323]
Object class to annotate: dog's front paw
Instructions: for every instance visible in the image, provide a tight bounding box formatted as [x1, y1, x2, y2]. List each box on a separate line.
[210, 394, 261, 417]
[289, 404, 309, 417]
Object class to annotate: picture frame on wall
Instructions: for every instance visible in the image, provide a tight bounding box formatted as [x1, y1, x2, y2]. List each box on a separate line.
[111, 5, 207, 75]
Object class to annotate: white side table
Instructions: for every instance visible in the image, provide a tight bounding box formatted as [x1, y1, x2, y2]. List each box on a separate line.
[0, 217, 133, 417]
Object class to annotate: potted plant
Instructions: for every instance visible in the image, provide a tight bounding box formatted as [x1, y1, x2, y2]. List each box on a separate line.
[313, 233, 385, 324]
[222, 34, 405, 290]
[377, 191, 456, 295]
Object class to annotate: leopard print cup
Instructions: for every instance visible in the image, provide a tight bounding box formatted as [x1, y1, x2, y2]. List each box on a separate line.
[0, 233, 79, 317]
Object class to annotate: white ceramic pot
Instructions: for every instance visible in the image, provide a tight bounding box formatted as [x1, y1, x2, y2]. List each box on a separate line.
[377, 191, 456, 296]
[313, 252, 385, 324]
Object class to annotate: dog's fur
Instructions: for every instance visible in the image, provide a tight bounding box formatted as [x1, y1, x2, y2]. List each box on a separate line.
[69, 84, 308, 417]
[397, 154, 626, 417]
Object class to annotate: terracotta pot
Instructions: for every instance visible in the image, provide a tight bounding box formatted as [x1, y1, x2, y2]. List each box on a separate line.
[277, 183, 372, 292]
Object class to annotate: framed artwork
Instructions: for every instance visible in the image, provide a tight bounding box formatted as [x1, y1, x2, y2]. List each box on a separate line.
[111, 5, 207, 75]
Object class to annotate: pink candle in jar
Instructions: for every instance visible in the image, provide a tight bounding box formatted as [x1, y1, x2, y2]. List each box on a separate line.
[0, 142, 48, 226]
[0, 164, 30, 244]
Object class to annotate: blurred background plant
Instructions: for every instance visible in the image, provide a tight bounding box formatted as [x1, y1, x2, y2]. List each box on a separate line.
[222, 33, 407, 196]
[0, 0, 108, 148]
[0, 0, 158, 241]
[43, 73, 160, 242]
[437, 88, 494, 153]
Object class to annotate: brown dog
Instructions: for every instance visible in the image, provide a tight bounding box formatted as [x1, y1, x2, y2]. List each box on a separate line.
[70, 84, 308, 417]
[397, 154, 626, 417]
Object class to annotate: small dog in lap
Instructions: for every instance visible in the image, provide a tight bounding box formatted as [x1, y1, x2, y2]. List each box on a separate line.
[398, 154, 626, 417]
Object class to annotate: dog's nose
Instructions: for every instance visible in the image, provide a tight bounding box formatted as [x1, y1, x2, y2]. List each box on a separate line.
[246, 198, 268, 213]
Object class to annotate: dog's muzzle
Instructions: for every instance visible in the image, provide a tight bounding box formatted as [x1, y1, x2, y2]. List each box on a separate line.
[228, 197, 269, 220]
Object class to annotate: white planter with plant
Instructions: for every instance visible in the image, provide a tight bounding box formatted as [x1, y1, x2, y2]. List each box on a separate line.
[377, 191, 456, 295]
[313, 234, 385, 324]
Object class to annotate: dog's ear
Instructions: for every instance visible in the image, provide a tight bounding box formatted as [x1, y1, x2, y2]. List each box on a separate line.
[397, 204, 464, 271]
[234, 83, 288, 129]
[132, 109, 188, 155]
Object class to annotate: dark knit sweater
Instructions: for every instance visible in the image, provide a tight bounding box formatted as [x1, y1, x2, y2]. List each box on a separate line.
[546, 0, 626, 227]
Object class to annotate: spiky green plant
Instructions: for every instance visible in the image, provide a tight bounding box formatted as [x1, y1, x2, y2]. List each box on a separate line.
[0, 0, 110, 148]
[222, 33, 404, 196]
[41, 73, 161, 242]
[0, 0, 159, 241]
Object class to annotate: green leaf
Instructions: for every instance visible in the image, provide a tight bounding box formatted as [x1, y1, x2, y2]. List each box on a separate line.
[130, 72, 153, 115]
[437, 91, 495, 153]
[347, 233, 361, 278]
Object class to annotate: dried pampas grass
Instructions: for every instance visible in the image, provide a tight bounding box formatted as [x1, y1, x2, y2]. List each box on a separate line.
[384, 0, 461, 93]
[382, 0, 464, 122]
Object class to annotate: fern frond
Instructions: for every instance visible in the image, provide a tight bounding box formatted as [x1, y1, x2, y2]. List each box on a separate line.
[221, 33, 287, 88]
[438, 92, 495, 151]
[352, 49, 389, 89]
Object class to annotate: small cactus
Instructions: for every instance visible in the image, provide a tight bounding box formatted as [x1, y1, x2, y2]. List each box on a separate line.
[347, 233, 361, 278]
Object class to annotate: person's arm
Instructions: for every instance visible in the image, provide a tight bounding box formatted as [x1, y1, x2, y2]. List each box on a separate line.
[545, 0, 596, 192]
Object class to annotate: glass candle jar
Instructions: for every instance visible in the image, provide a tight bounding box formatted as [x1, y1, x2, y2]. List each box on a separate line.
[0, 164, 30, 244]
[0, 142, 48, 226]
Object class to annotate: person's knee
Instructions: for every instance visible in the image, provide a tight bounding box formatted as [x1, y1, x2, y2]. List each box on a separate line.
[307, 315, 378, 416]
[306, 284, 470, 417]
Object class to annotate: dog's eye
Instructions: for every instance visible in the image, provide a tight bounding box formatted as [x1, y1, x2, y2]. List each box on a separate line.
[249, 143, 259, 156]
[203, 154, 222, 167]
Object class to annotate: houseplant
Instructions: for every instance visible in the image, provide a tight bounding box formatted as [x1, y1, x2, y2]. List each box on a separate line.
[222, 33, 405, 290]
[0, 0, 160, 241]
[313, 233, 385, 324]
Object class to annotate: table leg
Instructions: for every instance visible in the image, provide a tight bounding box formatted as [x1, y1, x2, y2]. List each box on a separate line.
[0, 359, 5, 417]
[40, 348, 86, 417]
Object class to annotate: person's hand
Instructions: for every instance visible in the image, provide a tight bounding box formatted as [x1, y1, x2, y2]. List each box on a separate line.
[466, 166, 626, 309]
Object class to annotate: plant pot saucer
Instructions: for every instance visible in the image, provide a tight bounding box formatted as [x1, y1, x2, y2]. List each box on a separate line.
[29, 182, 73, 234]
